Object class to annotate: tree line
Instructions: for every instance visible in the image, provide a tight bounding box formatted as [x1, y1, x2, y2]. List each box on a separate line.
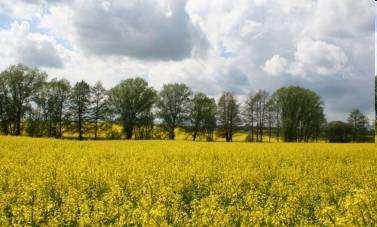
[0, 64, 374, 142]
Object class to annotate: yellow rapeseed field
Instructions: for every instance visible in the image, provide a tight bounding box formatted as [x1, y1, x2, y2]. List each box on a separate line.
[0, 136, 376, 225]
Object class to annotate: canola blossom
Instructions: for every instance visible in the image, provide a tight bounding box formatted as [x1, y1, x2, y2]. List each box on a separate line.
[0, 136, 376, 225]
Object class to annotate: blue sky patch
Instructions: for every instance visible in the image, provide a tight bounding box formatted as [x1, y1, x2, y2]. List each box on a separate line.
[0, 9, 11, 29]
[220, 48, 233, 59]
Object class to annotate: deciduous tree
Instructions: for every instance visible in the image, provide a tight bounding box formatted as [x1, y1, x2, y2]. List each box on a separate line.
[90, 81, 109, 140]
[347, 109, 369, 142]
[109, 78, 156, 139]
[69, 80, 91, 140]
[217, 91, 241, 142]
[187, 93, 217, 141]
[157, 83, 192, 140]
[0, 64, 46, 135]
[273, 86, 325, 142]
[327, 121, 352, 143]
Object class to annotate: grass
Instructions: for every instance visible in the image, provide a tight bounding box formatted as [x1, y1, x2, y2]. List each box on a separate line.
[0, 136, 376, 225]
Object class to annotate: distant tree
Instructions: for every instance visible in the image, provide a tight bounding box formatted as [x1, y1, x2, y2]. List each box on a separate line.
[69, 80, 91, 140]
[25, 108, 45, 137]
[0, 75, 11, 134]
[243, 90, 270, 142]
[109, 78, 156, 139]
[266, 98, 276, 142]
[134, 111, 155, 140]
[4, 63, 374, 144]
[269, 93, 282, 142]
[347, 109, 369, 142]
[28, 81, 50, 137]
[327, 121, 352, 143]
[90, 81, 109, 140]
[202, 99, 217, 141]
[273, 86, 325, 142]
[187, 92, 217, 141]
[157, 83, 192, 140]
[0, 64, 46, 135]
[217, 91, 241, 142]
[51, 79, 71, 138]
[0, 76, 10, 135]
[30, 79, 71, 138]
[254, 90, 269, 142]
[243, 92, 256, 142]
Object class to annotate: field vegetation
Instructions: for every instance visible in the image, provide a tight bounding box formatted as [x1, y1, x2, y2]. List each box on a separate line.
[0, 136, 376, 225]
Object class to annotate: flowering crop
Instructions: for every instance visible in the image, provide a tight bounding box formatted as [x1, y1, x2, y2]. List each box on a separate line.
[0, 136, 376, 225]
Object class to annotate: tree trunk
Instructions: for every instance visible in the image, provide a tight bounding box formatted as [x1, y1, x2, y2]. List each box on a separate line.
[226, 134, 231, 142]
[1, 120, 9, 135]
[192, 131, 197, 141]
[48, 118, 52, 137]
[125, 125, 133, 140]
[277, 126, 280, 142]
[59, 103, 63, 138]
[94, 120, 98, 140]
[59, 121, 62, 138]
[169, 127, 175, 140]
[15, 111, 21, 136]
[276, 112, 280, 142]
[226, 129, 232, 142]
[251, 118, 254, 142]
[78, 114, 83, 140]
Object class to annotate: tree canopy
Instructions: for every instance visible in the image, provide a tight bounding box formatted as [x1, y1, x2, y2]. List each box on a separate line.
[273, 86, 325, 142]
[0, 64, 46, 135]
[186, 92, 217, 141]
[217, 91, 241, 142]
[0, 64, 373, 143]
[109, 78, 157, 139]
[157, 83, 192, 140]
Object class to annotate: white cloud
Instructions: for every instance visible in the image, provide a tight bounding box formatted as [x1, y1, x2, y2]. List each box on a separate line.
[262, 55, 288, 76]
[278, 0, 313, 14]
[289, 39, 348, 76]
[0, 0, 374, 120]
[0, 0, 43, 20]
[0, 21, 66, 68]
[38, 4, 75, 46]
[253, 0, 267, 7]
[307, 0, 374, 39]
[71, 0, 209, 61]
[19, 33, 64, 68]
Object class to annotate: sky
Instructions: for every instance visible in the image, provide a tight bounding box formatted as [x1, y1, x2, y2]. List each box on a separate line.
[0, 0, 375, 121]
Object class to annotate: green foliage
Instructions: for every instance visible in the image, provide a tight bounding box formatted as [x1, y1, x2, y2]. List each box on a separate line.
[157, 83, 192, 140]
[109, 78, 156, 139]
[105, 130, 122, 140]
[28, 78, 71, 138]
[347, 109, 370, 142]
[245, 133, 254, 142]
[273, 86, 325, 142]
[243, 90, 272, 142]
[186, 93, 217, 141]
[0, 64, 46, 135]
[25, 112, 45, 137]
[0, 64, 373, 143]
[89, 81, 110, 140]
[327, 121, 352, 143]
[69, 80, 91, 140]
[217, 91, 241, 142]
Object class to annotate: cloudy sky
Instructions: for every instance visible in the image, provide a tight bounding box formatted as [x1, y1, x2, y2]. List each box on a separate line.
[0, 0, 375, 120]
